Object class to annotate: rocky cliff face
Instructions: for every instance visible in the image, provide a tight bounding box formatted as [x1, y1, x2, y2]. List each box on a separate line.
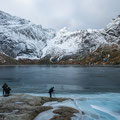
[0, 52, 18, 65]
[0, 11, 55, 59]
[0, 10, 120, 64]
[42, 16, 120, 61]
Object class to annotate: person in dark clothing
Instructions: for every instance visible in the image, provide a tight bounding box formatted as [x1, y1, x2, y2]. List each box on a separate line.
[2, 83, 8, 96]
[5, 86, 11, 96]
[49, 87, 54, 98]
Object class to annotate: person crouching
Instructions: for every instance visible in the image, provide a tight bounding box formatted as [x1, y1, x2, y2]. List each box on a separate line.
[5, 86, 11, 96]
[2, 83, 11, 97]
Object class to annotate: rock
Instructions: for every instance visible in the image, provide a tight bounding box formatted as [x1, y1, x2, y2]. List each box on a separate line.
[50, 107, 79, 120]
[0, 52, 18, 65]
[0, 94, 67, 120]
[80, 44, 120, 65]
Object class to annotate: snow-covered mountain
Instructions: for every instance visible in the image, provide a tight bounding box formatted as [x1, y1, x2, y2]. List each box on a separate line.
[0, 10, 120, 61]
[42, 16, 120, 61]
[0, 10, 56, 59]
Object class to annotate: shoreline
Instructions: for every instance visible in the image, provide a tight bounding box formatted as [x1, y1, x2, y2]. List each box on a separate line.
[0, 93, 79, 120]
[1, 92, 120, 99]
[0, 64, 120, 67]
[0, 93, 120, 120]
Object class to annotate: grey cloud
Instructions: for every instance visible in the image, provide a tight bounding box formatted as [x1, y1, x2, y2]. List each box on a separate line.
[0, 0, 120, 31]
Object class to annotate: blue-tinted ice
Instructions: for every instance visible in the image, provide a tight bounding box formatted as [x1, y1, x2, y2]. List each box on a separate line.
[71, 93, 120, 120]
[34, 93, 120, 120]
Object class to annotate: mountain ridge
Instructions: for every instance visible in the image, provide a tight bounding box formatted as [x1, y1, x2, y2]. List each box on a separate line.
[0, 10, 120, 65]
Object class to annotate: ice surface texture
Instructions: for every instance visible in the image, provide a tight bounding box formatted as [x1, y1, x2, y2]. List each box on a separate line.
[34, 93, 120, 120]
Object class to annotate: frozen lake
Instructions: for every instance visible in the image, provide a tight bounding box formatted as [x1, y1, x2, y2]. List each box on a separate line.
[0, 65, 120, 120]
[0, 65, 120, 94]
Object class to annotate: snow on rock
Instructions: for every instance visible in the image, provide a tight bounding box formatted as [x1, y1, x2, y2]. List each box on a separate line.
[34, 109, 55, 120]
[34, 100, 81, 120]
[0, 10, 120, 60]
[105, 15, 120, 38]
[0, 10, 56, 59]
[41, 28, 108, 60]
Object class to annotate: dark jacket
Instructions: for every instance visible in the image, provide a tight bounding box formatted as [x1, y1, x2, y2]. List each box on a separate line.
[2, 83, 8, 89]
[49, 87, 54, 93]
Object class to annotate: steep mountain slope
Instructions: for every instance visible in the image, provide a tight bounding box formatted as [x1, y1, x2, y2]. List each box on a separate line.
[41, 16, 120, 61]
[0, 10, 55, 59]
[0, 52, 18, 65]
[42, 28, 107, 61]
[0, 10, 120, 64]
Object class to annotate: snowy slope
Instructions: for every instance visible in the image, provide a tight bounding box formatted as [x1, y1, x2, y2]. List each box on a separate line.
[0, 10, 56, 59]
[41, 28, 107, 61]
[0, 10, 120, 60]
[41, 16, 120, 61]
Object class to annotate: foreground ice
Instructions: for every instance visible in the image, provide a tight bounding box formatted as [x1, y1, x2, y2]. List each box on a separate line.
[33, 93, 120, 120]
[0, 92, 120, 120]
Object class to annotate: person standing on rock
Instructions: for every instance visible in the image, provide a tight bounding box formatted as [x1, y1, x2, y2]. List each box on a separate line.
[49, 87, 54, 98]
[2, 83, 8, 96]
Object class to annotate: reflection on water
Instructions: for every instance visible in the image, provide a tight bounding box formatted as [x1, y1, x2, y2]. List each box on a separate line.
[0, 65, 120, 93]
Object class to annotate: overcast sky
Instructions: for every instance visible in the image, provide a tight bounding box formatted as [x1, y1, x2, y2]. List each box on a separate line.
[0, 0, 120, 31]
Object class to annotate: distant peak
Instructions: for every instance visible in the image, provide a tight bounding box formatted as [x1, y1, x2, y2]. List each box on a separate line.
[59, 27, 68, 33]
[0, 10, 10, 16]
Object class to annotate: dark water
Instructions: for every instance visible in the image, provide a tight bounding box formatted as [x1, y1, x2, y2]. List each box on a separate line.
[0, 65, 120, 94]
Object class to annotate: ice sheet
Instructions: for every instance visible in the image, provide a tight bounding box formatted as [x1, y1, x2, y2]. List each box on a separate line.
[0, 92, 120, 120]
[34, 93, 120, 120]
